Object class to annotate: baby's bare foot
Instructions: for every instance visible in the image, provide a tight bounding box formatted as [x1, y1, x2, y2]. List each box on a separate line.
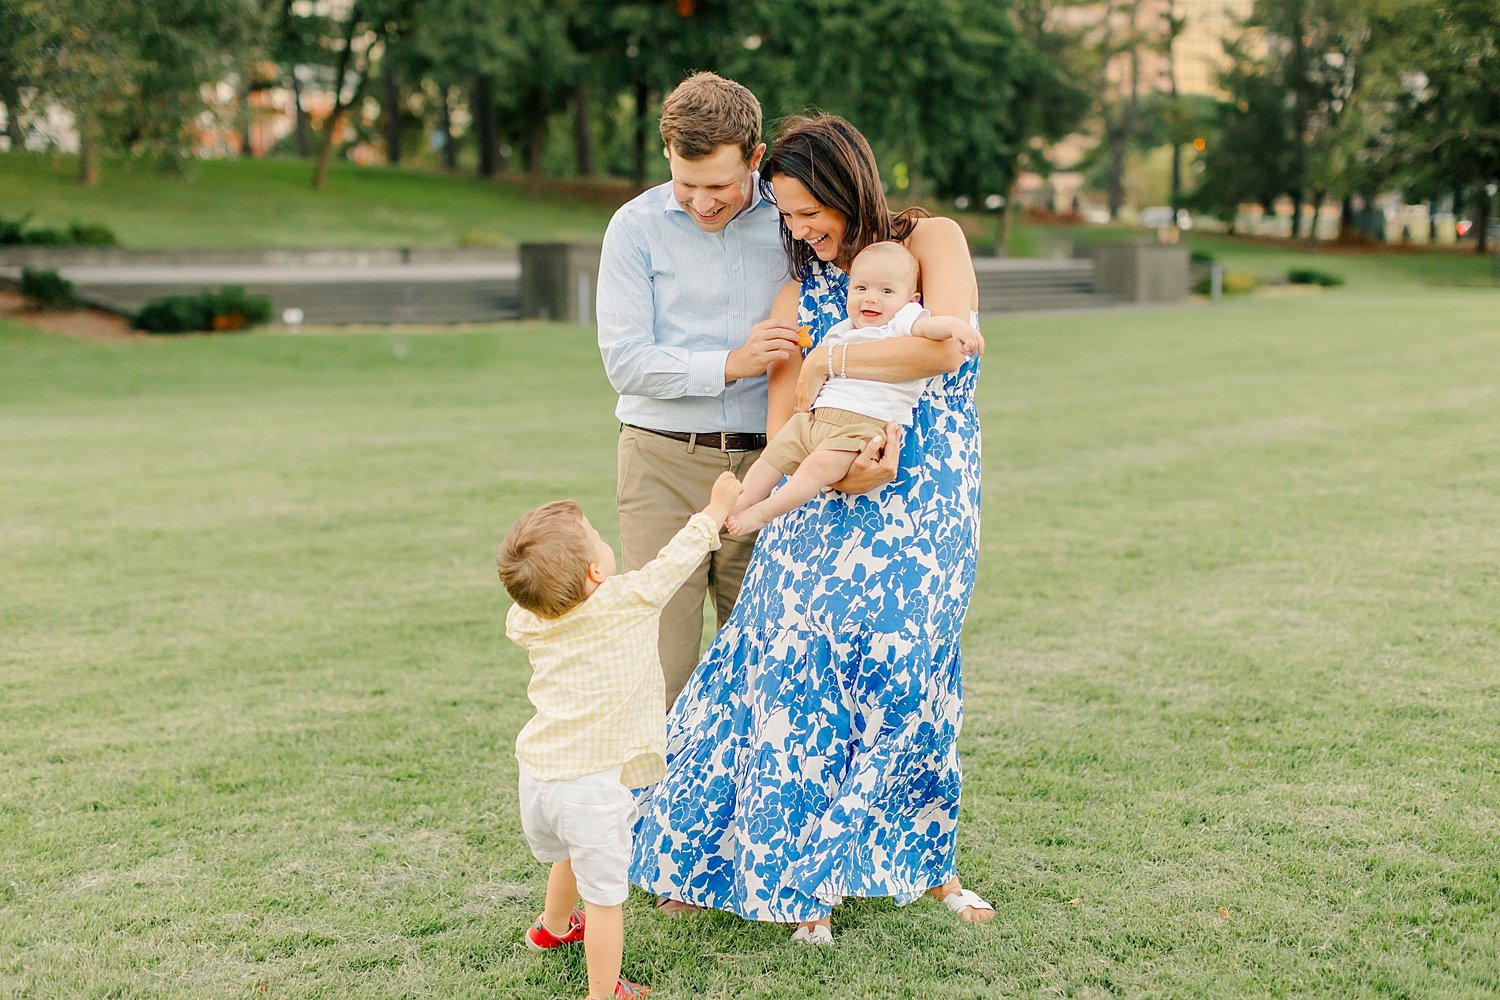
[725, 508, 769, 536]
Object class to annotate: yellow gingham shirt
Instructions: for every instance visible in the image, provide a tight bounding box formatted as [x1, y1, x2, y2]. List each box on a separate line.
[506, 513, 721, 789]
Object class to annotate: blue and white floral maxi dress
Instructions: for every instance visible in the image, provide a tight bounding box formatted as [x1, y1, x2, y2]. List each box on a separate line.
[628, 260, 983, 923]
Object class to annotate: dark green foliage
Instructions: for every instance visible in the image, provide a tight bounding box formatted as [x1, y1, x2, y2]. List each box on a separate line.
[1190, 249, 1217, 264]
[1287, 268, 1344, 287]
[0, 214, 26, 245]
[18, 226, 68, 245]
[0, 214, 120, 246]
[67, 221, 118, 245]
[132, 285, 272, 334]
[19, 267, 80, 309]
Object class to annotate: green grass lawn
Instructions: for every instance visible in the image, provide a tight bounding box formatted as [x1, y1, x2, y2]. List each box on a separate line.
[0, 153, 619, 248]
[4, 276, 1499, 997]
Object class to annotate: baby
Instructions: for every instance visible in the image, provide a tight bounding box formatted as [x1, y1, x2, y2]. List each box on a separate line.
[725, 241, 980, 535]
[497, 470, 742, 1000]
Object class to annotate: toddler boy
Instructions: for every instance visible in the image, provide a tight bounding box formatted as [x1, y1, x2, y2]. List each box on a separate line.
[497, 471, 742, 1000]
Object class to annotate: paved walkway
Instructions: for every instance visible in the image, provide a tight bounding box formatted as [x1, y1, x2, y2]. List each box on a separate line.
[0, 260, 519, 285]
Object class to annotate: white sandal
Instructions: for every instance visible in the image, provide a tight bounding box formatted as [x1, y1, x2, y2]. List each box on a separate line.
[790, 922, 833, 946]
[937, 888, 995, 918]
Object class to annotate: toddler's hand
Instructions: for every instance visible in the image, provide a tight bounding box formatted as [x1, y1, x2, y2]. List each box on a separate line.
[707, 471, 744, 520]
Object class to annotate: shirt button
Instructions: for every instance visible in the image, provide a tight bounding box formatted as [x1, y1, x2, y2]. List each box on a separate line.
[732, 263, 741, 271]
[732, 310, 741, 317]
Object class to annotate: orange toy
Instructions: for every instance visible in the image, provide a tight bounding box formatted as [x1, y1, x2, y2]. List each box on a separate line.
[796, 325, 813, 349]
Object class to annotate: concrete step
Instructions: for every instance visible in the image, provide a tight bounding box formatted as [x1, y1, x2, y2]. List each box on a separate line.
[981, 292, 1130, 313]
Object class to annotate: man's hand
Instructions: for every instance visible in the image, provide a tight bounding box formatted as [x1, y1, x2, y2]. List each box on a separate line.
[703, 471, 745, 527]
[830, 422, 901, 495]
[725, 319, 802, 383]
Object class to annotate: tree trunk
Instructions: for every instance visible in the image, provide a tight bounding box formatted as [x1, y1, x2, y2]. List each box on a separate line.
[240, 87, 255, 158]
[1337, 194, 1358, 243]
[382, 55, 401, 165]
[473, 73, 498, 178]
[572, 77, 595, 178]
[291, 74, 311, 158]
[1476, 186, 1490, 256]
[312, 5, 366, 190]
[439, 87, 457, 171]
[632, 81, 649, 189]
[1167, 0, 1182, 210]
[1286, 5, 1309, 240]
[1306, 190, 1324, 243]
[2, 84, 23, 148]
[995, 178, 1020, 256]
[79, 133, 101, 186]
[526, 113, 546, 174]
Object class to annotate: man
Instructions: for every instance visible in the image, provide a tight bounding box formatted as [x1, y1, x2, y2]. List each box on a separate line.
[595, 72, 800, 705]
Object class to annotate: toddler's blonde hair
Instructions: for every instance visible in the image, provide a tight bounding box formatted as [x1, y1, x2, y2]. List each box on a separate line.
[497, 500, 592, 618]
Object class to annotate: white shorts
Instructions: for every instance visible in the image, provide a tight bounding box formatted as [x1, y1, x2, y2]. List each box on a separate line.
[518, 764, 635, 906]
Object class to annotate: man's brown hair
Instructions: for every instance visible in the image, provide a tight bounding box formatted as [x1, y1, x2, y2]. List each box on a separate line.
[497, 500, 593, 618]
[659, 72, 762, 162]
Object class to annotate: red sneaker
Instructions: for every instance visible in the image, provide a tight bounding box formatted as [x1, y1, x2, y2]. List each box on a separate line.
[523, 907, 585, 951]
[614, 979, 651, 999]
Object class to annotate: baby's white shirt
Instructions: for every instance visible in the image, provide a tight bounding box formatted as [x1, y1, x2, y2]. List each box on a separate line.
[812, 301, 935, 424]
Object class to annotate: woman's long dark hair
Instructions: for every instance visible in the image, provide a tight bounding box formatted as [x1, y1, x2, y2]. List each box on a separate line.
[761, 114, 928, 280]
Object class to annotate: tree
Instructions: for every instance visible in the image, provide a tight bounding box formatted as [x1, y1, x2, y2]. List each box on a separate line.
[310, 0, 416, 189]
[1379, 0, 1500, 253]
[1188, 38, 1294, 231]
[8, 0, 265, 183]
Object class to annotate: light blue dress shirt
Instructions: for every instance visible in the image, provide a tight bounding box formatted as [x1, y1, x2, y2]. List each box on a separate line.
[596, 176, 790, 434]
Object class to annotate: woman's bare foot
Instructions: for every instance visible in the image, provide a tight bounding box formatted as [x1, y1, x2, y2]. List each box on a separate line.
[928, 879, 996, 923]
[655, 896, 704, 916]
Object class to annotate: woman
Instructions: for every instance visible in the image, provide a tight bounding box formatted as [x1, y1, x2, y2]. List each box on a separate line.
[629, 115, 992, 943]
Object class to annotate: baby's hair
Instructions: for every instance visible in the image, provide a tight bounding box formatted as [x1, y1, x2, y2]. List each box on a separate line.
[850, 241, 920, 289]
[497, 500, 593, 618]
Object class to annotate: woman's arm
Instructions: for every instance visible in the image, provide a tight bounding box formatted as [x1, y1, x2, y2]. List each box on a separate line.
[795, 217, 982, 411]
[764, 282, 804, 438]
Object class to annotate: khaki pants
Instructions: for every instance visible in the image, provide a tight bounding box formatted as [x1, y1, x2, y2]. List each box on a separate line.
[616, 425, 762, 706]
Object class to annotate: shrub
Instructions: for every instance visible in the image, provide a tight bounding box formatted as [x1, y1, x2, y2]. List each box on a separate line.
[1192, 269, 1261, 296]
[67, 221, 119, 246]
[0, 215, 27, 245]
[0, 214, 119, 246]
[1189, 248, 1217, 264]
[132, 285, 272, 334]
[19, 268, 81, 310]
[20, 226, 68, 245]
[1287, 267, 1345, 287]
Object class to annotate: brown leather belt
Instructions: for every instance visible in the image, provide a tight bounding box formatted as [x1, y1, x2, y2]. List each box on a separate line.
[624, 424, 766, 452]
